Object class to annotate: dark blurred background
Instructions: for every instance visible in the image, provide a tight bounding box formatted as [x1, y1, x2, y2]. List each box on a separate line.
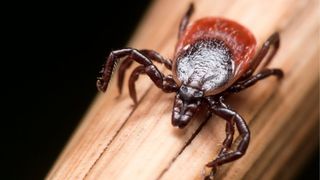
[3, 1, 151, 179]
[2, 1, 318, 179]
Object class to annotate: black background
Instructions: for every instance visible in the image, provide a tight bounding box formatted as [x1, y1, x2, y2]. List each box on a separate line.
[2, 1, 318, 179]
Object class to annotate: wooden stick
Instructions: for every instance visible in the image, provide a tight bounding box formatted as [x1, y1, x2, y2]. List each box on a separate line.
[47, 0, 319, 179]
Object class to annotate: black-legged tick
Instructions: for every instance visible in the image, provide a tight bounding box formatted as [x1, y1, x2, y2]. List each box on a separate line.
[96, 3, 283, 179]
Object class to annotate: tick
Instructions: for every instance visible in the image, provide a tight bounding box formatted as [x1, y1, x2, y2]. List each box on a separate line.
[97, 3, 283, 179]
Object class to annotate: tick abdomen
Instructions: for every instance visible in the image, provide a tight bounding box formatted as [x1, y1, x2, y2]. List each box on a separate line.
[176, 39, 234, 92]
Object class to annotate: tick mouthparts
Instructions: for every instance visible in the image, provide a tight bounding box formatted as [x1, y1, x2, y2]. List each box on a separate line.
[172, 111, 191, 128]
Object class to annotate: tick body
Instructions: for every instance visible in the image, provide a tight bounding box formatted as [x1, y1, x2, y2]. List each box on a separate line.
[173, 17, 256, 94]
[97, 3, 283, 179]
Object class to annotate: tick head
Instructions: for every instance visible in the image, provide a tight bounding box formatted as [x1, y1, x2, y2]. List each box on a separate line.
[172, 85, 203, 128]
[178, 85, 204, 100]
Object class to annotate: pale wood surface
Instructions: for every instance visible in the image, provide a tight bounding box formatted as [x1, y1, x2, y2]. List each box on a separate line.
[47, 0, 319, 179]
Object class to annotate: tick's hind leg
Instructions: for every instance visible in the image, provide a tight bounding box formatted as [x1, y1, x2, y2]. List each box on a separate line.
[243, 32, 280, 79]
[117, 49, 172, 94]
[128, 65, 178, 104]
[229, 68, 283, 93]
[229, 33, 283, 93]
[178, 3, 194, 39]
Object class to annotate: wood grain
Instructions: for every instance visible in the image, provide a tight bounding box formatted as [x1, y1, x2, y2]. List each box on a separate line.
[47, 0, 319, 179]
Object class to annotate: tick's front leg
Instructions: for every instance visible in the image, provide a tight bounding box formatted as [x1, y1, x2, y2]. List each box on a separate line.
[117, 49, 173, 94]
[128, 65, 178, 104]
[205, 104, 250, 179]
[97, 48, 168, 93]
[218, 118, 235, 157]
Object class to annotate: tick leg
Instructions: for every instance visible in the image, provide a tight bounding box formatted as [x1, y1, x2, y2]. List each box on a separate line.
[206, 105, 250, 177]
[229, 68, 284, 93]
[117, 59, 134, 94]
[244, 32, 280, 78]
[140, 49, 172, 69]
[117, 49, 172, 94]
[205, 118, 235, 180]
[97, 48, 167, 92]
[178, 3, 194, 39]
[218, 118, 235, 156]
[128, 66, 145, 104]
[129, 65, 178, 104]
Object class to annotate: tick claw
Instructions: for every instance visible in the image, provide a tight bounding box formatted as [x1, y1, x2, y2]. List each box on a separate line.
[204, 166, 217, 180]
[204, 175, 214, 180]
[202, 163, 217, 180]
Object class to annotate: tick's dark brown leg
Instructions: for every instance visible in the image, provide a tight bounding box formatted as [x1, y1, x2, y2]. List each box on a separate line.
[97, 48, 173, 92]
[205, 103, 250, 179]
[117, 49, 172, 94]
[242, 32, 280, 79]
[178, 3, 194, 39]
[128, 66, 144, 104]
[218, 118, 235, 156]
[117, 59, 134, 93]
[228, 68, 283, 93]
[128, 65, 178, 104]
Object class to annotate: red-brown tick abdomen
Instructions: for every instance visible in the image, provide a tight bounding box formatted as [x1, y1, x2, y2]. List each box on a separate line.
[173, 18, 257, 94]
